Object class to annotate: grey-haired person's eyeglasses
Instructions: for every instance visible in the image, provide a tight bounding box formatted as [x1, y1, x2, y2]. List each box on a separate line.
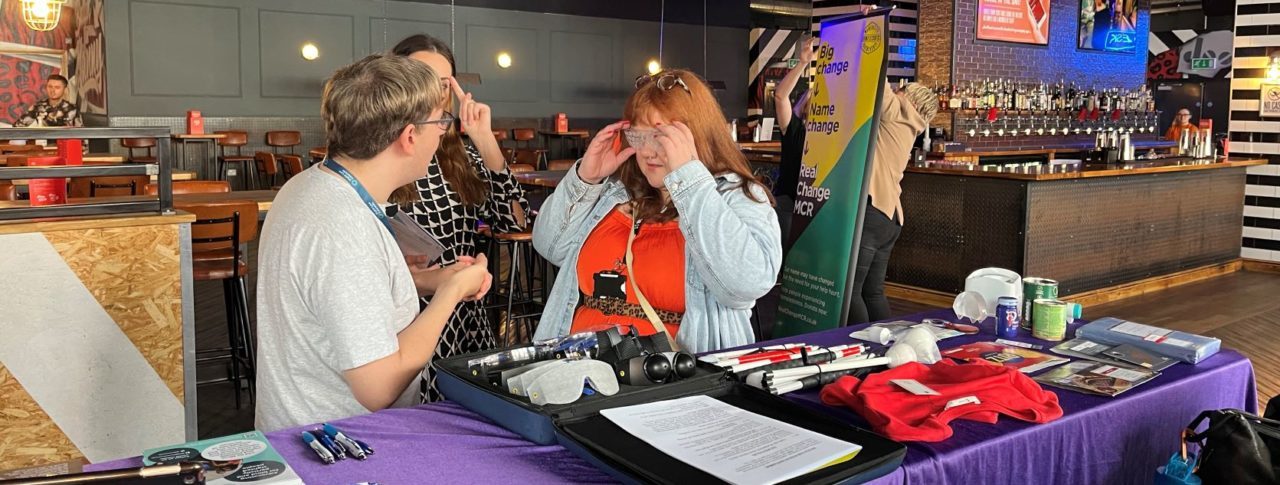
[416, 111, 456, 129]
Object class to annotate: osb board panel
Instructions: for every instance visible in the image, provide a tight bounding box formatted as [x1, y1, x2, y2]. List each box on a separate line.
[43, 225, 184, 400]
[0, 213, 193, 236]
[0, 366, 82, 470]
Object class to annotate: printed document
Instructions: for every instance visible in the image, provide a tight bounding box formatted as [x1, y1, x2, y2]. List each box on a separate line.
[600, 395, 861, 485]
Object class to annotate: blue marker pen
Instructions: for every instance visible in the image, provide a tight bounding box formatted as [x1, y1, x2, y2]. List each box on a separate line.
[301, 431, 335, 464]
[323, 423, 371, 459]
[315, 429, 346, 459]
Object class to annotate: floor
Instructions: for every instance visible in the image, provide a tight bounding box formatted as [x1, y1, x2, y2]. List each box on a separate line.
[193, 264, 1280, 438]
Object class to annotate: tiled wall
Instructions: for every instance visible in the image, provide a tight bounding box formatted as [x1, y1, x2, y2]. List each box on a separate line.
[1232, 1, 1280, 263]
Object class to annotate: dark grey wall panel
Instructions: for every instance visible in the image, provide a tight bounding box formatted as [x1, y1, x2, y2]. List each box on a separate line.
[550, 32, 614, 104]
[128, 2, 241, 97]
[465, 25, 539, 103]
[371, 18, 451, 53]
[107, 0, 747, 119]
[259, 10, 355, 98]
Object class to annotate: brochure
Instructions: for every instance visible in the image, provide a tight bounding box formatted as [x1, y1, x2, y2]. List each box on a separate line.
[1050, 338, 1177, 372]
[941, 341, 1069, 374]
[1033, 361, 1160, 397]
[142, 431, 303, 484]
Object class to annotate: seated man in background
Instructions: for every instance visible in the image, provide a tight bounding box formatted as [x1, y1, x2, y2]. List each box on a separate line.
[14, 74, 81, 127]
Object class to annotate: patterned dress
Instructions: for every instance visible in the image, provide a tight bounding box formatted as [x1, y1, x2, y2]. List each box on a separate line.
[409, 144, 527, 403]
[14, 99, 81, 127]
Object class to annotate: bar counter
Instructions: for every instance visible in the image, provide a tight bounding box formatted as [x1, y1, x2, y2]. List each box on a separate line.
[887, 158, 1265, 298]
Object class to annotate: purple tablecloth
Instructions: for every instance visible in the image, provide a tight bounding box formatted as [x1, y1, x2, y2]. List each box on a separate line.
[86, 310, 1256, 484]
[766, 310, 1258, 485]
[87, 401, 616, 484]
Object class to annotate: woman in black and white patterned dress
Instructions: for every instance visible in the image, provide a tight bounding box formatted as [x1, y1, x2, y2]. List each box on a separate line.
[392, 34, 528, 402]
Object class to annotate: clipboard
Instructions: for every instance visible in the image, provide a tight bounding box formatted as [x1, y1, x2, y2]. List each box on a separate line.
[389, 211, 446, 266]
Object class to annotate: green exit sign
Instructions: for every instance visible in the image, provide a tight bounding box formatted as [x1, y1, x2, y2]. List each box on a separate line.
[787, 58, 800, 69]
[1192, 57, 1216, 70]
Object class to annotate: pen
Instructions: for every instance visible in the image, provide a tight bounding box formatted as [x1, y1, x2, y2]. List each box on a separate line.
[316, 429, 347, 459]
[996, 339, 1043, 350]
[302, 431, 335, 464]
[324, 423, 371, 460]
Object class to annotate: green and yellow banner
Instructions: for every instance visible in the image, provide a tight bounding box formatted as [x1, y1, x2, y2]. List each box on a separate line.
[774, 10, 890, 337]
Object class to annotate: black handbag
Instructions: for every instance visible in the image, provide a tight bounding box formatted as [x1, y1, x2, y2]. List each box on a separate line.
[1184, 398, 1280, 485]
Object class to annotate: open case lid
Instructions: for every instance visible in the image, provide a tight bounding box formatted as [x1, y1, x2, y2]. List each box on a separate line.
[433, 349, 906, 484]
[553, 384, 906, 485]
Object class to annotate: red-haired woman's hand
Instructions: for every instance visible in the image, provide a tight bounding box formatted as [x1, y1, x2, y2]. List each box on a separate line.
[655, 121, 698, 172]
[578, 120, 636, 184]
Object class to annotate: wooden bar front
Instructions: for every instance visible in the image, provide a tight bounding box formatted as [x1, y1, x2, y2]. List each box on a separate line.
[887, 159, 1264, 296]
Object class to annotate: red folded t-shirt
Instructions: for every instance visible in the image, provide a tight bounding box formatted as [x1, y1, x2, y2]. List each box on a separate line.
[820, 359, 1063, 442]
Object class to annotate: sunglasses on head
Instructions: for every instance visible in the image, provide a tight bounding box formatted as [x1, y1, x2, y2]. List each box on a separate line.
[635, 73, 691, 94]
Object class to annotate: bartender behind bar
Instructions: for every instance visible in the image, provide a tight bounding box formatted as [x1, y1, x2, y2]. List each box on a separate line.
[14, 74, 81, 127]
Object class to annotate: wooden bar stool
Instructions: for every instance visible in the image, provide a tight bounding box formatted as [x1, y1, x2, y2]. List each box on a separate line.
[265, 131, 302, 156]
[215, 131, 257, 190]
[512, 129, 548, 168]
[121, 138, 158, 164]
[488, 231, 546, 346]
[254, 152, 282, 189]
[178, 200, 259, 409]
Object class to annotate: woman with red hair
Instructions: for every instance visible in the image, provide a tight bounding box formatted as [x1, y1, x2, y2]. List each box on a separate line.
[532, 69, 782, 353]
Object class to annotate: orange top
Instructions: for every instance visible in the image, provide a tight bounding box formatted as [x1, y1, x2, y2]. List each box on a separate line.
[572, 208, 685, 338]
[1165, 123, 1194, 142]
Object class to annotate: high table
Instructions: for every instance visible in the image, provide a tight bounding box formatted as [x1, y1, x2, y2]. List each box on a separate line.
[514, 169, 566, 188]
[82, 311, 1255, 484]
[171, 133, 226, 181]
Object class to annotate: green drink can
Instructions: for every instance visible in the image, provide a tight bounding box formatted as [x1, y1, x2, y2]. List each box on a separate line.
[1022, 277, 1059, 330]
[1032, 299, 1068, 341]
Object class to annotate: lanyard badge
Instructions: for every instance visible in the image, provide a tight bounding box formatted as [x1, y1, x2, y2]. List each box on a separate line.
[323, 158, 395, 236]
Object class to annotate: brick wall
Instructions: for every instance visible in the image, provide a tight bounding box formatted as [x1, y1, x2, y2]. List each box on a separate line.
[951, 0, 1150, 88]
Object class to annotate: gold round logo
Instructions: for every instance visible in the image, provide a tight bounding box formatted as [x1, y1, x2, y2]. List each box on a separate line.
[863, 22, 882, 54]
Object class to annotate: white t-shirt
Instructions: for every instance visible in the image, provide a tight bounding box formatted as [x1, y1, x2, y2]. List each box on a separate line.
[254, 165, 420, 432]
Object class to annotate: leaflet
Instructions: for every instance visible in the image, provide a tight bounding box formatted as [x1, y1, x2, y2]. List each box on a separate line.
[600, 395, 861, 485]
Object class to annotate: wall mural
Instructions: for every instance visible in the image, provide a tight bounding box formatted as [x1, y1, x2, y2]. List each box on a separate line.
[1147, 29, 1232, 80]
[0, 0, 105, 126]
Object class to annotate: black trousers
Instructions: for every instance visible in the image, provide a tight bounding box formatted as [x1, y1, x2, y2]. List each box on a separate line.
[849, 206, 902, 325]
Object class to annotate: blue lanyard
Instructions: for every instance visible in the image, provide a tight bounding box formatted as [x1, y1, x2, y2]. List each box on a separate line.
[323, 158, 395, 236]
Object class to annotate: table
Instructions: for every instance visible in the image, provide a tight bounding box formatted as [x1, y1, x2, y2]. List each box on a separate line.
[764, 310, 1257, 485]
[80, 310, 1255, 485]
[171, 133, 226, 181]
[514, 169, 566, 188]
[540, 130, 591, 160]
[87, 402, 616, 484]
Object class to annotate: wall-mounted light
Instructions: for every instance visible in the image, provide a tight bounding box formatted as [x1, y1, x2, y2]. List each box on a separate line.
[1268, 56, 1280, 82]
[647, 59, 661, 75]
[301, 43, 320, 61]
[496, 52, 512, 69]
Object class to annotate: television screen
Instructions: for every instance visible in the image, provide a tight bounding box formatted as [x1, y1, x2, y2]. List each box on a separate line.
[976, 0, 1050, 45]
[1079, 0, 1139, 53]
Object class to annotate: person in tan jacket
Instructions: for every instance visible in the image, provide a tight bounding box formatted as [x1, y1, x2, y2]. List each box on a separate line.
[850, 81, 937, 325]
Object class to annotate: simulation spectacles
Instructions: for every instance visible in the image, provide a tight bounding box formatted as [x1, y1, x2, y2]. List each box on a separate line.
[621, 128, 663, 151]
[416, 111, 456, 129]
[635, 73, 691, 94]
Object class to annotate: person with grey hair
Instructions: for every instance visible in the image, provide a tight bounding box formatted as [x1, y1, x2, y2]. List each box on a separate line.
[849, 80, 937, 325]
